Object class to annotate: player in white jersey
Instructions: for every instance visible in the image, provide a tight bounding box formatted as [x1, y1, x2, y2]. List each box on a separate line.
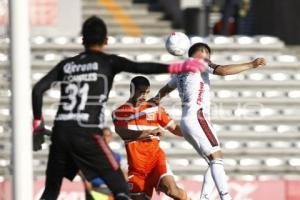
[152, 43, 266, 200]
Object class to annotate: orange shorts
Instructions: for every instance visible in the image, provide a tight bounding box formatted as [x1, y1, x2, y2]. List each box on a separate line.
[126, 139, 173, 198]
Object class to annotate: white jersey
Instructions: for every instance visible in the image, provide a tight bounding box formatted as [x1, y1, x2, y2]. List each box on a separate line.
[167, 64, 220, 156]
[167, 66, 215, 116]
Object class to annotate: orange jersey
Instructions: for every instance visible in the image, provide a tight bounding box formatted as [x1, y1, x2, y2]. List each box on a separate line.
[112, 102, 174, 132]
[112, 102, 174, 197]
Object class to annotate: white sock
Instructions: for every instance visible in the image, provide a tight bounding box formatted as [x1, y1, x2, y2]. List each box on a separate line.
[210, 159, 232, 200]
[200, 167, 215, 200]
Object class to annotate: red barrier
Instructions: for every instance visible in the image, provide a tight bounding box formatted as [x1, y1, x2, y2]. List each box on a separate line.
[152, 180, 287, 200]
[1, 178, 300, 200]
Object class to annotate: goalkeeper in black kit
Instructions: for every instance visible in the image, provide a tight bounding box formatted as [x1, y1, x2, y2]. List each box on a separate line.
[32, 16, 206, 200]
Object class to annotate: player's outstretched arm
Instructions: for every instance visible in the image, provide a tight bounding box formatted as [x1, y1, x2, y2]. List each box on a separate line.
[114, 126, 163, 140]
[149, 84, 175, 105]
[214, 57, 266, 76]
[112, 56, 206, 75]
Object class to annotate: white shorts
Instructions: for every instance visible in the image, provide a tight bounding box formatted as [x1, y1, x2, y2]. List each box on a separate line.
[180, 109, 220, 158]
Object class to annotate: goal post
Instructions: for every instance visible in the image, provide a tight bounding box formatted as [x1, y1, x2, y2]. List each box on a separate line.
[8, 0, 33, 199]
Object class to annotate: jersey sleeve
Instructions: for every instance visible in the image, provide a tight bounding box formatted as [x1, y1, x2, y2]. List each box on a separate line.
[111, 107, 128, 127]
[157, 106, 174, 128]
[32, 62, 63, 119]
[167, 76, 177, 88]
[111, 55, 169, 75]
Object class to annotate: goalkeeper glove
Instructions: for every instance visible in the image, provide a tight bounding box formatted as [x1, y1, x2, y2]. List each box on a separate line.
[168, 58, 207, 74]
[33, 118, 51, 151]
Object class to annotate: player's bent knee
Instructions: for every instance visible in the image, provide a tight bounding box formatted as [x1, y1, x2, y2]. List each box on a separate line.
[209, 150, 223, 160]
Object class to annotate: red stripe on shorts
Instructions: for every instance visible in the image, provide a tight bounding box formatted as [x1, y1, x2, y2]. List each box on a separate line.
[94, 134, 119, 170]
[197, 109, 218, 147]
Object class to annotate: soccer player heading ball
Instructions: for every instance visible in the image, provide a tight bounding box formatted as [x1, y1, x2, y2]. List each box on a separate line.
[153, 43, 266, 200]
[31, 16, 206, 200]
[112, 76, 189, 200]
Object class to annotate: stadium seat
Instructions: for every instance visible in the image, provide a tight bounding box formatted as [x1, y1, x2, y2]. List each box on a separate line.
[239, 158, 262, 167]
[287, 90, 300, 98]
[172, 140, 194, 150]
[51, 36, 72, 45]
[259, 108, 278, 117]
[31, 36, 47, 45]
[189, 36, 205, 45]
[253, 125, 274, 133]
[234, 35, 255, 45]
[223, 74, 245, 81]
[247, 72, 267, 81]
[191, 158, 208, 167]
[211, 36, 234, 45]
[159, 53, 177, 62]
[245, 141, 268, 148]
[264, 158, 286, 167]
[264, 90, 285, 98]
[228, 124, 249, 132]
[142, 36, 163, 45]
[120, 36, 142, 45]
[0, 53, 8, 62]
[277, 125, 299, 133]
[270, 73, 291, 81]
[270, 141, 293, 148]
[216, 90, 239, 98]
[256, 35, 282, 46]
[228, 54, 252, 62]
[239, 90, 263, 98]
[275, 55, 298, 63]
[289, 158, 300, 167]
[168, 158, 190, 167]
[135, 54, 155, 61]
[222, 140, 243, 149]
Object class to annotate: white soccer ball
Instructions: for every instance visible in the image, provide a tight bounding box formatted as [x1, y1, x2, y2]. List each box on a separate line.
[165, 32, 190, 56]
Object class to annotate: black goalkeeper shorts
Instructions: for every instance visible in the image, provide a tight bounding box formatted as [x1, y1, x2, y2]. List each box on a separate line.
[46, 126, 120, 181]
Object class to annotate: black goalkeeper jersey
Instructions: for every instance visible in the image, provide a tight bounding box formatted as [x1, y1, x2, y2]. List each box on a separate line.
[32, 50, 168, 128]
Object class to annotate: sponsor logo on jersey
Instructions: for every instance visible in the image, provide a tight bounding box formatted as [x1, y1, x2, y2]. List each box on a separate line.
[63, 62, 98, 74]
[146, 113, 155, 121]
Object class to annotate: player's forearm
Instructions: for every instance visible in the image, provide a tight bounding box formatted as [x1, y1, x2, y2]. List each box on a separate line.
[32, 83, 45, 119]
[168, 124, 183, 137]
[214, 62, 253, 76]
[129, 62, 169, 74]
[115, 127, 152, 140]
[156, 84, 175, 100]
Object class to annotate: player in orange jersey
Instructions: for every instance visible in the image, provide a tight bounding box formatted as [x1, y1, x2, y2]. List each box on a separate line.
[112, 76, 189, 200]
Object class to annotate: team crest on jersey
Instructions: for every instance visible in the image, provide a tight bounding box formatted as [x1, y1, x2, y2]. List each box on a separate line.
[146, 113, 156, 121]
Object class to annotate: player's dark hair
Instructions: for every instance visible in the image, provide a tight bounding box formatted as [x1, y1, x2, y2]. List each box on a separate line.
[82, 16, 107, 47]
[130, 76, 150, 93]
[188, 42, 211, 57]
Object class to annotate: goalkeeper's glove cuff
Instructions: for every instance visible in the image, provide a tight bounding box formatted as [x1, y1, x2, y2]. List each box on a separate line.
[33, 118, 43, 132]
[168, 58, 206, 74]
